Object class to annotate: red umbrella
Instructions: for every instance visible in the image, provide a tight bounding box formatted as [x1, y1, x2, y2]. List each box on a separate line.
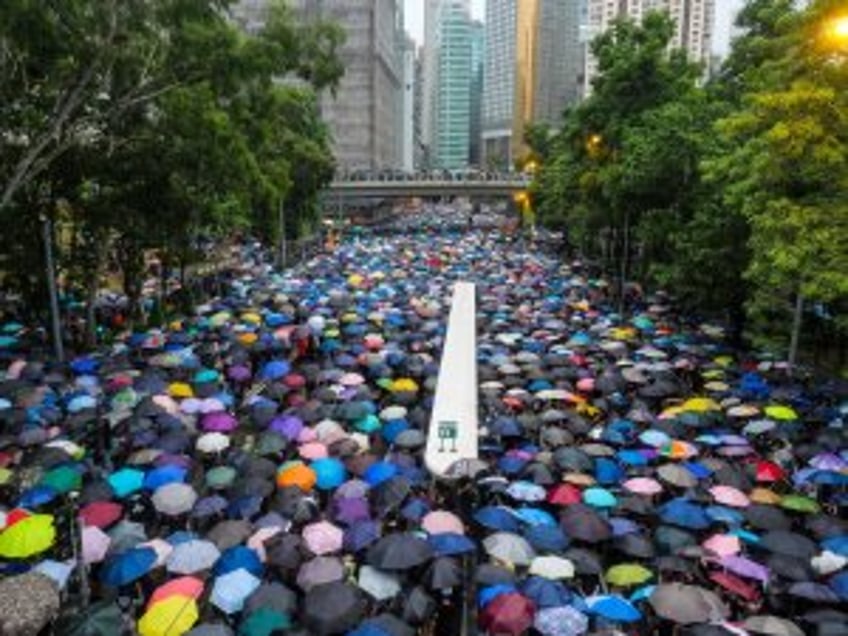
[755, 460, 785, 483]
[547, 483, 581, 506]
[708, 571, 760, 602]
[479, 592, 535, 635]
[283, 374, 307, 389]
[79, 501, 123, 528]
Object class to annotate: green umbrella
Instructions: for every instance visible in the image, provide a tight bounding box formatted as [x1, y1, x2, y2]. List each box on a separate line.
[59, 600, 123, 636]
[238, 608, 292, 636]
[780, 494, 821, 514]
[605, 563, 654, 587]
[40, 465, 82, 494]
[206, 467, 237, 490]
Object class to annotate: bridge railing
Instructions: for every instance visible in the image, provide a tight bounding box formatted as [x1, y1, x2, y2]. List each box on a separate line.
[331, 171, 531, 185]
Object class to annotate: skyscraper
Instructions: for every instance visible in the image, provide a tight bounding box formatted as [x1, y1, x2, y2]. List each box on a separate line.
[401, 34, 416, 172]
[469, 20, 485, 167]
[431, 0, 473, 170]
[583, 0, 715, 94]
[236, 0, 406, 171]
[482, 0, 583, 169]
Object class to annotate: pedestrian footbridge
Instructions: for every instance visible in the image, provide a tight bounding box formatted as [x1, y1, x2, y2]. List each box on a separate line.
[425, 281, 479, 479]
[326, 174, 530, 198]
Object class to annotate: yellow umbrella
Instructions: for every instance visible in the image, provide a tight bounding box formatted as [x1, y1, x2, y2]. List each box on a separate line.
[609, 327, 636, 341]
[237, 332, 258, 346]
[391, 378, 419, 393]
[704, 381, 729, 392]
[714, 355, 734, 367]
[138, 596, 198, 636]
[241, 312, 262, 325]
[681, 397, 721, 413]
[605, 563, 653, 587]
[347, 274, 365, 287]
[764, 405, 798, 421]
[0, 468, 12, 486]
[749, 487, 782, 505]
[701, 369, 725, 380]
[0, 514, 56, 558]
[168, 383, 193, 399]
[208, 311, 231, 328]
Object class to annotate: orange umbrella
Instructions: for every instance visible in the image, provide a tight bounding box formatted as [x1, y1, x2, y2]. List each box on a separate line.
[277, 463, 317, 492]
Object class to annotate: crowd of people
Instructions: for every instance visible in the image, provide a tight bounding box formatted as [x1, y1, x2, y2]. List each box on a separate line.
[0, 211, 845, 635]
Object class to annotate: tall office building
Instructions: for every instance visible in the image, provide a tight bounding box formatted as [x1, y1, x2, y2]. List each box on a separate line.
[584, 0, 715, 93]
[413, 46, 425, 169]
[420, 0, 441, 168]
[469, 20, 485, 167]
[430, 0, 473, 170]
[482, 0, 583, 169]
[401, 34, 416, 173]
[237, 0, 405, 171]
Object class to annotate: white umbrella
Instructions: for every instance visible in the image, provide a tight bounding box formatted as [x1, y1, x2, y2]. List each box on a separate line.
[167, 540, 220, 574]
[483, 532, 536, 567]
[196, 432, 230, 453]
[529, 555, 575, 580]
[152, 483, 198, 516]
[357, 565, 401, 601]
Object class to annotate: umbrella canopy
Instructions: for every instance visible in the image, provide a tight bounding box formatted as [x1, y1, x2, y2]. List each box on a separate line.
[649, 583, 729, 625]
[211, 568, 261, 614]
[138, 596, 199, 636]
[483, 532, 536, 567]
[0, 572, 61, 634]
[302, 582, 365, 635]
[479, 592, 535, 636]
[367, 533, 433, 570]
[0, 513, 56, 558]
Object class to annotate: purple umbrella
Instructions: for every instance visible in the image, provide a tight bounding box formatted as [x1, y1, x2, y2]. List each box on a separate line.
[809, 452, 846, 472]
[333, 497, 371, 526]
[201, 412, 238, 433]
[227, 365, 252, 383]
[269, 415, 304, 441]
[334, 479, 370, 500]
[718, 555, 770, 584]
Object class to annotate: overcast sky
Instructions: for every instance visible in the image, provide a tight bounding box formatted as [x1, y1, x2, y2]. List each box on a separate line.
[403, 0, 745, 56]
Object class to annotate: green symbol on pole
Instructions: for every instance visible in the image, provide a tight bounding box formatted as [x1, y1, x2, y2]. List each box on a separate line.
[438, 421, 458, 453]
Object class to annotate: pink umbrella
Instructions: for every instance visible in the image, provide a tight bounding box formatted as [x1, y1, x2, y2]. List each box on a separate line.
[248, 527, 282, 561]
[302, 521, 344, 555]
[422, 510, 465, 535]
[5, 360, 26, 380]
[576, 377, 595, 392]
[82, 526, 111, 564]
[299, 442, 328, 460]
[622, 477, 663, 495]
[709, 485, 750, 508]
[153, 394, 181, 414]
[703, 534, 741, 558]
[339, 373, 365, 387]
[147, 576, 204, 609]
[298, 427, 318, 444]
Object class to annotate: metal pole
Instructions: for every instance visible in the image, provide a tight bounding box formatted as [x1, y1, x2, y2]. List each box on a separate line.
[788, 291, 803, 373]
[41, 215, 64, 362]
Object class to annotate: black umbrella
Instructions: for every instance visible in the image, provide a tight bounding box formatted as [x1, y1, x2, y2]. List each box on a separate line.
[424, 556, 462, 590]
[806, 513, 847, 539]
[372, 476, 411, 516]
[522, 462, 555, 485]
[745, 504, 792, 531]
[476, 563, 517, 585]
[244, 582, 298, 615]
[614, 533, 656, 559]
[367, 533, 433, 570]
[553, 448, 592, 472]
[560, 504, 611, 543]
[302, 582, 364, 635]
[564, 547, 603, 575]
[760, 530, 819, 560]
[654, 525, 697, 556]
[766, 554, 814, 582]
[402, 586, 437, 625]
[266, 534, 311, 571]
[57, 600, 122, 636]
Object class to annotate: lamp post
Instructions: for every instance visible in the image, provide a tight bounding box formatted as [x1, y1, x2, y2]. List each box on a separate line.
[40, 214, 64, 363]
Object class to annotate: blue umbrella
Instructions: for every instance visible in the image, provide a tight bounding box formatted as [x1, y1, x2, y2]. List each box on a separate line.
[428, 533, 477, 556]
[829, 571, 848, 600]
[497, 455, 528, 475]
[227, 495, 263, 519]
[68, 394, 97, 413]
[107, 468, 145, 498]
[658, 499, 710, 530]
[513, 507, 557, 527]
[70, 357, 99, 375]
[211, 568, 261, 614]
[683, 461, 713, 479]
[521, 576, 573, 609]
[478, 584, 518, 609]
[506, 481, 546, 502]
[100, 547, 157, 587]
[312, 458, 347, 491]
[473, 506, 520, 533]
[214, 546, 263, 577]
[616, 450, 649, 466]
[629, 585, 656, 603]
[705, 505, 744, 526]
[143, 465, 187, 491]
[344, 520, 381, 552]
[363, 462, 398, 487]
[594, 458, 623, 485]
[587, 595, 642, 622]
[400, 498, 430, 522]
[18, 485, 59, 508]
[822, 535, 848, 557]
[260, 360, 290, 380]
[523, 524, 569, 553]
[381, 420, 409, 443]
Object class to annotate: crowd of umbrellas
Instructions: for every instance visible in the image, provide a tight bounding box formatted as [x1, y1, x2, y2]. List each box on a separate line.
[0, 211, 846, 636]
